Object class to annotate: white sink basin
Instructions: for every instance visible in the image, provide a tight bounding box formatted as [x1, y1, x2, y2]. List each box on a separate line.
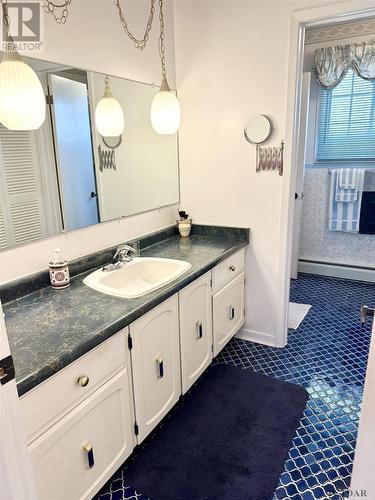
[83, 257, 192, 298]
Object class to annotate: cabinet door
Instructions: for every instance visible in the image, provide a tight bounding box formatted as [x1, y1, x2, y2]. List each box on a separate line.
[29, 369, 135, 500]
[179, 272, 213, 394]
[130, 295, 180, 443]
[213, 272, 245, 356]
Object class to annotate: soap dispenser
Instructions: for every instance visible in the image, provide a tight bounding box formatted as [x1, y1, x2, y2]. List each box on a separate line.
[49, 249, 70, 289]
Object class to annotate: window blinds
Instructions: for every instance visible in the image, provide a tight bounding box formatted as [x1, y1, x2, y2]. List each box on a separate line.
[316, 69, 375, 161]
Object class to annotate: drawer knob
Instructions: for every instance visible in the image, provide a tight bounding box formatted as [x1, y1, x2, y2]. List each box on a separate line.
[229, 305, 235, 320]
[156, 357, 164, 378]
[196, 320, 203, 339]
[77, 375, 89, 387]
[229, 265, 236, 272]
[83, 442, 95, 469]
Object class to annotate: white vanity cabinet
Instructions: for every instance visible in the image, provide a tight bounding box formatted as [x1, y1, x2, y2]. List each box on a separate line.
[22, 330, 135, 500]
[179, 272, 213, 394]
[19, 248, 246, 500]
[129, 295, 181, 443]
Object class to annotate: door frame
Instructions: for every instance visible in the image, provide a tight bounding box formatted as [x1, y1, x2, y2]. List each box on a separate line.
[276, 0, 375, 348]
[290, 71, 311, 279]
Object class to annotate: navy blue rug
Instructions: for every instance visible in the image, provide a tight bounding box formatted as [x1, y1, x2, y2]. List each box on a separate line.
[123, 364, 308, 500]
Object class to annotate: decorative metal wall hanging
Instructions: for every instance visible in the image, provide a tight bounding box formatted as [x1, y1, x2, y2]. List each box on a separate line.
[97, 145, 116, 172]
[244, 114, 284, 175]
[256, 141, 284, 176]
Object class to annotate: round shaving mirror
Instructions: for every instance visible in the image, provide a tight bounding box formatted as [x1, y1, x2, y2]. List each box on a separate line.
[244, 115, 272, 145]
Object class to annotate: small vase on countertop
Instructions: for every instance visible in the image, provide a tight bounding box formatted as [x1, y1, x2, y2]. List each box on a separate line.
[177, 210, 192, 237]
[49, 249, 70, 289]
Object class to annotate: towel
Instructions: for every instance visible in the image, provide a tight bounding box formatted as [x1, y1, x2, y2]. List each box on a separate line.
[336, 168, 359, 202]
[329, 169, 365, 232]
[338, 168, 357, 189]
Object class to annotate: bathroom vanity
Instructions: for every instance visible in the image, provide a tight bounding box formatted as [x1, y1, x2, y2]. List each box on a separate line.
[2, 225, 248, 500]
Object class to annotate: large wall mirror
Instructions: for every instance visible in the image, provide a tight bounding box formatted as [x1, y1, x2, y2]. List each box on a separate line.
[0, 57, 179, 250]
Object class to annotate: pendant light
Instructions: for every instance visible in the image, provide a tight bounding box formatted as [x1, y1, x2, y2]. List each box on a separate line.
[94, 76, 124, 137]
[0, 3, 46, 130]
[151, 0, 181, 135]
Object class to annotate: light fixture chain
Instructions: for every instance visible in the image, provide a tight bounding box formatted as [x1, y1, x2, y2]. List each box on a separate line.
[1, 0, 19, 46]
[158, 0, 166, 76]
[114, 0, 155, 51]
[40, 0, 71, 24]
[1, 0, 9, 25]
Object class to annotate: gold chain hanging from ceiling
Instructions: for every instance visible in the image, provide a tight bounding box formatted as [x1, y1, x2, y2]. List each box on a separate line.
[114, 0, 156, 50]
[40, 0, 71, 24]
[39, 0, 162, 59]
[157, 0, 166, 75]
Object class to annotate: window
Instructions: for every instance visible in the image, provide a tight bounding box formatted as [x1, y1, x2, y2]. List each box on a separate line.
[316, 69, 375, 161]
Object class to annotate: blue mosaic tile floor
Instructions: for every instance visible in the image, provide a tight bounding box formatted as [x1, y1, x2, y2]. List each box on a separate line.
[96, 273, 375, 500]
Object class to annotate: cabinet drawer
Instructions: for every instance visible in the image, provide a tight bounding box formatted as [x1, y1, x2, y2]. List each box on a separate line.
[29, 369, 135, 500]
[213, 272, 245, 356]
[21, 329, 128, 442]
[212, 249, 245, 292]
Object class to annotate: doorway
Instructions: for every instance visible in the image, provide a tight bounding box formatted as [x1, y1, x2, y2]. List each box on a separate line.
[48, 72, 99, 231]
[291, 39, 375, 285]
[282, 6, 375, 498]
[288, 20, 375, 331]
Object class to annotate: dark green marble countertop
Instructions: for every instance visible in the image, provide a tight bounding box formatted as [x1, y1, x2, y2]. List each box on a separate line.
[4, 232, 248, 396]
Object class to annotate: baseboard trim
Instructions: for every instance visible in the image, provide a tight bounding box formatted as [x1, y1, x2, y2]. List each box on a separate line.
[235, 327, 276, 347]
[298, 260, 375, 283]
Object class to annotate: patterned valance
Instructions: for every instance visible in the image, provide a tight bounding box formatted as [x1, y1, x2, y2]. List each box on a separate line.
[313, 41, 375, 89]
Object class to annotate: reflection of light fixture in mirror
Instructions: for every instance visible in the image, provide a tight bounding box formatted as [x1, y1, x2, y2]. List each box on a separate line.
[95, 76, 124, 137]
[151, 75, 181, 135]
[0, 4, 46, 130]
[151, 0, 181, 135]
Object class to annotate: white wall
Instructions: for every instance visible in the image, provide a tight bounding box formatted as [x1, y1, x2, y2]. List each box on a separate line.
[173, 0, 345, 346]
[0, 0, 178, 284]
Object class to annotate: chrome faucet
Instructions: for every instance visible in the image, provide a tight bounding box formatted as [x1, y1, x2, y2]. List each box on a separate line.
[102, 244, 137, 272]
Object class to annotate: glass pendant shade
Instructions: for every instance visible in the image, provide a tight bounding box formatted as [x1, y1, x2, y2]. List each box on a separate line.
[151, 76, 181, 134]
[0, 51, 46, 130]
[95, 77, 124, 137]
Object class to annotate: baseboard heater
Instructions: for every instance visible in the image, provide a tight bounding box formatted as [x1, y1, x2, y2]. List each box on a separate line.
[298, 259, 375, 283]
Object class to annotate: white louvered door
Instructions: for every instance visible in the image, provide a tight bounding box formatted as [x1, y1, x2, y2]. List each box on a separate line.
[0, 204, 7, 249]
[0, 126, 47, 248]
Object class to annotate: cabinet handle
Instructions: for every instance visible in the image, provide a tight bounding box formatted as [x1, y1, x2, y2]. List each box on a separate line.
[83, 442, 94, 469]
[229, 305, 235, 320]
[196, 321, 203, 339]
[229, 265, 236, 272]
[76, 375, 89, 387]
[156, 357, 164, 378]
